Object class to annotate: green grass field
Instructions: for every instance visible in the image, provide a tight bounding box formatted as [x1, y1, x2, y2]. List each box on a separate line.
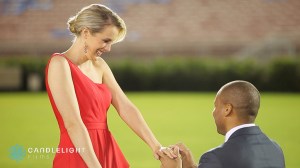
[0, 92, 299, 167]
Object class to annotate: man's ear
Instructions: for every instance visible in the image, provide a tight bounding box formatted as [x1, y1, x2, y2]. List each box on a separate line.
[224, 103, 233, 117]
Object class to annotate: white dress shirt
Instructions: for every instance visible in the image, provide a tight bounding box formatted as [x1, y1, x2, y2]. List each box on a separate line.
[225, 123, 256, 142]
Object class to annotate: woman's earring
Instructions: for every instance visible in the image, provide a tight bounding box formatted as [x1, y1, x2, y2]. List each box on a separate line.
[84, 42, 87, 55]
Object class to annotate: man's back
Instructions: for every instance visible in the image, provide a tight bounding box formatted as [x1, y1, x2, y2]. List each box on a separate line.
[199, 126, 285, 168]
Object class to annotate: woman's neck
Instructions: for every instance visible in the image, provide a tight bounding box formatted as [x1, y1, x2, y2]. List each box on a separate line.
[63, 38, 88, 66]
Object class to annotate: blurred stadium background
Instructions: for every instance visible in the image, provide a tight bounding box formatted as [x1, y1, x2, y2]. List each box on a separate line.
[0, 0, 300, 167]
[0, 0, 299, 92]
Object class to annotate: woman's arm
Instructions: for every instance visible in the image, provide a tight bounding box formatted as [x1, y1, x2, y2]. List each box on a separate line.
[48, 56, 102, 168]
[100, 58, 161, 156]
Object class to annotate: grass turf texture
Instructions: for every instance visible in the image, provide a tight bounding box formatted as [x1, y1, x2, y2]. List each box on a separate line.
[0, 92, 299, 167]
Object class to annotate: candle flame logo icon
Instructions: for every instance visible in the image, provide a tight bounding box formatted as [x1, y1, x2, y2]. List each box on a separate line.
[9, 144, 26, 162]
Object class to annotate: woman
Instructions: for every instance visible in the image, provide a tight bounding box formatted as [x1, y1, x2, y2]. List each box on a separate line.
[45, 4, 175, 168]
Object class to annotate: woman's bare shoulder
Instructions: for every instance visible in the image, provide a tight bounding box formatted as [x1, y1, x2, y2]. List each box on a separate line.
[48, 55, 69, 68]
[47, 55, 73, 87]
[47, 55, 71, 76]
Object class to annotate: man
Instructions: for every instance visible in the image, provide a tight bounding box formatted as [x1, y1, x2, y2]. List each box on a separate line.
[158, 80, 285, 168]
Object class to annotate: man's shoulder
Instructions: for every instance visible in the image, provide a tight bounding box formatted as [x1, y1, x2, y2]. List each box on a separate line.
[199, 146, 223, 168]
[200, 144, 223, 160]
[205, 144, 223, 153]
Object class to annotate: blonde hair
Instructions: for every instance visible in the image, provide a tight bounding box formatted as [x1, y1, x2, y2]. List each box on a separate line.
[68, 4, 126, 43]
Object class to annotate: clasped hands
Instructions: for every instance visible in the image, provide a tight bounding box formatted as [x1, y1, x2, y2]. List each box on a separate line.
[156, 143, 197, 168]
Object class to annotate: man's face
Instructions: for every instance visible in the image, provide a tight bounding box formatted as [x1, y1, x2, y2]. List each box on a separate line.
[212, 93, 226, 135]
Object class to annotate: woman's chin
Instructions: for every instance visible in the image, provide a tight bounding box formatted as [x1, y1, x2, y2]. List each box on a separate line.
[96, 51, 103, 57]
[86, 54, 95, 61]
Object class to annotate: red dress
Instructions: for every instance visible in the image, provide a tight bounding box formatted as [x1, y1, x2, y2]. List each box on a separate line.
[45, 53, 129, 168]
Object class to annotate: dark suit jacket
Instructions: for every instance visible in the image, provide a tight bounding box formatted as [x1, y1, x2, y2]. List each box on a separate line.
[198, 126, 285, 168]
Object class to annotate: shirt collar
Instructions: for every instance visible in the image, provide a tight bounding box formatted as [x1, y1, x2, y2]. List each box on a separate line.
[225, 123, 256, 142]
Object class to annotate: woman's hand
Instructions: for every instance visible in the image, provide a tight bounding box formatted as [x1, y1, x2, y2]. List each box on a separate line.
[153, 145, 162, 160]
[171, 143, 197, 168]
[158, 146, 182, 168]
[157, 146, 178, 159]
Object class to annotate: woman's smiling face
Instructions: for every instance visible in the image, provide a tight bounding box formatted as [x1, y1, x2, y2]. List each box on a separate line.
[85, 25, 119, 59]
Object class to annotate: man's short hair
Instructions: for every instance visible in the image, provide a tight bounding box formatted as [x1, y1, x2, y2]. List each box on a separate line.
[219, 80, 260, 122]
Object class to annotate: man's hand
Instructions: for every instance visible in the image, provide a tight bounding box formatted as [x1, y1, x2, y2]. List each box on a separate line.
[158, 146, 182, 168]
[172, 143, 197, 168]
